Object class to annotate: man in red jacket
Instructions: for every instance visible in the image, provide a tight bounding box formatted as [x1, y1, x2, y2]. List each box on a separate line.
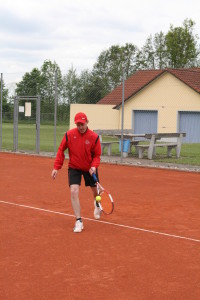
[51, 112, 102, 233]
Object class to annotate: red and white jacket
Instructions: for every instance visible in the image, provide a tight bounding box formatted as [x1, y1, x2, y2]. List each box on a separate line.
[54, 127, 101, 171]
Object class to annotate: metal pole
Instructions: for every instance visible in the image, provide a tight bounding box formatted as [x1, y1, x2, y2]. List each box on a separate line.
[36, 96, 40, 154]
[13, 97, 19, 152]
[0, 73, 3, 150]
[13, 97, 16, 151]
[120, 69, 125, 163]
[54, 70, 57, 156]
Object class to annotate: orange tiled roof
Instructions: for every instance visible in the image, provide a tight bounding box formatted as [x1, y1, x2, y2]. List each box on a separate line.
[97, 68, 200, 107]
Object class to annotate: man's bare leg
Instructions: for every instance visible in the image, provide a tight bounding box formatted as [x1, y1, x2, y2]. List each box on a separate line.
[70, 184, 81, 218]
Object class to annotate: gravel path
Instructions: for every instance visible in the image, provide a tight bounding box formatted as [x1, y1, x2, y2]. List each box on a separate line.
[99, 155, 200, 173]
[2, 150, 200, 173]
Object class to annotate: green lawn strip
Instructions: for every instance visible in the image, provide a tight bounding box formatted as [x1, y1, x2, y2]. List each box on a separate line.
[102, 135, 200, 166]
[1, 124, 200, 166]
[2, 123, 68, 152]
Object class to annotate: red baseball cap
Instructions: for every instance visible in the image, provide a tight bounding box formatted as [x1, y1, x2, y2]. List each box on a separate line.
[74, 112, 88, 124]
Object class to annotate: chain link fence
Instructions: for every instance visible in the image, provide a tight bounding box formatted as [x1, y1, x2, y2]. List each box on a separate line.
[0, 69, 200, 164]
[0, 71, 70, 155]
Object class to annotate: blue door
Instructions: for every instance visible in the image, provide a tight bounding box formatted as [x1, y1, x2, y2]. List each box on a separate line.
[133, 110, 158, 134]
[179, 111, 200, 143]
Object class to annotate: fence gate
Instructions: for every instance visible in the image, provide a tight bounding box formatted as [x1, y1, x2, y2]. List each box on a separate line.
[13, 96, 40, 153]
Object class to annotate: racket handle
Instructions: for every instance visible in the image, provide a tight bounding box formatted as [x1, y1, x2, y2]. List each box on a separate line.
[92, 173, 98, 182]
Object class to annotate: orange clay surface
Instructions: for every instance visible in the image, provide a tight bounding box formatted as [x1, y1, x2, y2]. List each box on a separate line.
[0, 152, 200, 300]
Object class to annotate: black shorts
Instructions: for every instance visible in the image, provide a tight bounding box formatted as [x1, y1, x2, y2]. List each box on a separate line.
[68, 168, 99, 187]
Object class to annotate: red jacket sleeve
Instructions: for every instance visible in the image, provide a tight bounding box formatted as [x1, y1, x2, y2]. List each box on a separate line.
[54, 134, 68, 170]
[91, 135, 101, 168]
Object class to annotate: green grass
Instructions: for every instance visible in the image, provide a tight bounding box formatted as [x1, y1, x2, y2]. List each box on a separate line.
[1, 124, 200, 166]
[2, 123, 68, 152]
[154, 143, 200, 165]
[102, 136, 200, 166]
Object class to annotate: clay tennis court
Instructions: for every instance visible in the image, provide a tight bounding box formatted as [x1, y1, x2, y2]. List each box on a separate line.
[1, 152, 200, 300]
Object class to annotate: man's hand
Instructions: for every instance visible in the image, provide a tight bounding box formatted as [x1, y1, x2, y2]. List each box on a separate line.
[51, 169, 58, 180]
[89, 167, 96, 176]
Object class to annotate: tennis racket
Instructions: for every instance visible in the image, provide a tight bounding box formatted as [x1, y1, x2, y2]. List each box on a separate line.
[92, 173, 114, 215]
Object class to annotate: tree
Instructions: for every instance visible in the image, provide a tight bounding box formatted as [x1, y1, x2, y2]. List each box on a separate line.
[15, 60, 64, 122]
[136, 19, 200, 70]
[62, 66, 81, 104]
[15, 68, 41, 96]
[16, 61, 63, 108]
[0, 79, 10, 113]
[136, 35, 156, 69]
[77, 70, 107, 104]
[165, 19, 199, 68]
[153, 31, 168, 69]
[15, 68, 42, 116]
[136, 32, 169, 70]
[93, 43, 139, 91]
[40, 60, 63, 110]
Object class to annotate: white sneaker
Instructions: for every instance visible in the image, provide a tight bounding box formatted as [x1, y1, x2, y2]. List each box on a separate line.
[73, 220, 84, 233]
[94, 200, 101, 220]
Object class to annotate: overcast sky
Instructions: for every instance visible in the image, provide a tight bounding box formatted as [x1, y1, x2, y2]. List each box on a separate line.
[1, 0, 200, 83]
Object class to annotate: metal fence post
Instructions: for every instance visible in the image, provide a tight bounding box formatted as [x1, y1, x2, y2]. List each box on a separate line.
[13, 97, 19, 152]
[36, 96, 40, 154]
[0, 73, 3, 151]
[54, 70, 57, 156]
[120, 69, 125, 163]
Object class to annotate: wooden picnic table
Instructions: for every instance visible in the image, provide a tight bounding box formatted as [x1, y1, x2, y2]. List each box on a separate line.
[115, 132, 186, 159]
[94, 130, 186, 159]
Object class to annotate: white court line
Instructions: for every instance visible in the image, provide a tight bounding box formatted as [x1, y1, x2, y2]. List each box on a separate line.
[1, 200, 200, 244]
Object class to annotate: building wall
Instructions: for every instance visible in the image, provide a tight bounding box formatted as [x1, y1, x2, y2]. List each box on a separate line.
[120, 72, 200, 132]
[70, 104, 119, 130]
[70, 73, 200, 132]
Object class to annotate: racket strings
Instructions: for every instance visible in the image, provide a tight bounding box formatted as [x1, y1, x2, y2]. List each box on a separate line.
[100, 191, 113, 214]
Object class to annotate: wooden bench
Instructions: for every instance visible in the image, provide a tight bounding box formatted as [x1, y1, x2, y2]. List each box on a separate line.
[100, 141, 119, 156]
[135, 143, 178, 159]
[135, 133, 186, 159]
